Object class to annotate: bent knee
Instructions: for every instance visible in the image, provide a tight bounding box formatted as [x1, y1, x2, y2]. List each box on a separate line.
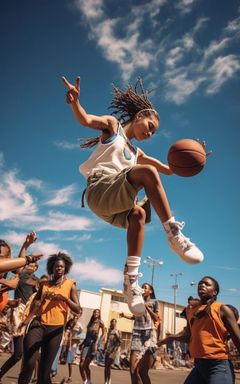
[141, 164, 159, 178]
[129, 206, 146, 225]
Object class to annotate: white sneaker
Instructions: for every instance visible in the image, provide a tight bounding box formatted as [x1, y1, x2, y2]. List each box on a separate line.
[123, 273, 145, 316]
[164, 218, 204, 264]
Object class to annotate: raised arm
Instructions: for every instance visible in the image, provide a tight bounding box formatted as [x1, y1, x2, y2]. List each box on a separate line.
[137, 149, 173, 175]
[62, 75, 118, 136]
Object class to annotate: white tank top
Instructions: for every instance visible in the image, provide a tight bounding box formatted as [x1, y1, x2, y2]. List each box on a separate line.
[79, 124, 139, 179]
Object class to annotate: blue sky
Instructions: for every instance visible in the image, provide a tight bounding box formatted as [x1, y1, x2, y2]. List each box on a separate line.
[1, 0, 240, 310]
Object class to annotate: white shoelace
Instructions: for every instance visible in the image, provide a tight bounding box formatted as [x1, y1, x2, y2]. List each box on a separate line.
[170, 221, 195, 249]
[128, 273, 144, 295]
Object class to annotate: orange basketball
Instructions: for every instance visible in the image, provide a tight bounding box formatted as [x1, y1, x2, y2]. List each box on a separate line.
[167, 139, 206, 177]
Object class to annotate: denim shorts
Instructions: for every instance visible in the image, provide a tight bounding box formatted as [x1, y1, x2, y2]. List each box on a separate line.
[131, 328, 157, 361]
[184, 358, 235, 384]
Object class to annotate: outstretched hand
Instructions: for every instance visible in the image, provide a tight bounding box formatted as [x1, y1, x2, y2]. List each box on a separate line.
[196, 139, 212, 157]
[62, 76, 80, 104]
[24, 231, 38, 248]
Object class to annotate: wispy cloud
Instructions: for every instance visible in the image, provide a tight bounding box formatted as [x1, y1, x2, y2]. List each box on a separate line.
[0, 170, 38, 221]
[71, 257, 122, 285]
[37, 211, 93, 231]
[175, 0, 198, 15]
[0, 162, 95, 232]
[45, 185, 77, 206]
[206, 55, 240, 95]
[53, 140, 80, 150]
[72, 1, 240, 103]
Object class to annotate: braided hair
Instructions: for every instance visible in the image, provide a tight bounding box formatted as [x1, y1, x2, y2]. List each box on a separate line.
[80, 76, 159, 148]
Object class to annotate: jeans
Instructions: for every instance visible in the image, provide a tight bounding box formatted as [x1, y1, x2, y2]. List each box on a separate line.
[184, 359, 235, 384]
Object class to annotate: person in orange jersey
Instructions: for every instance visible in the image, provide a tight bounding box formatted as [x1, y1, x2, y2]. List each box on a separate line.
[158, 276, 240, 384]
[18, 252, 81, 384]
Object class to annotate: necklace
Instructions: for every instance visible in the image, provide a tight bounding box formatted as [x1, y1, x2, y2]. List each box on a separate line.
[51, 275, 66, 287]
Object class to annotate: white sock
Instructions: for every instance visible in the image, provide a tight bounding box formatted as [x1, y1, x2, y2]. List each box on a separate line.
[163, 216, 175, 233]
[126, 256, 140, 275]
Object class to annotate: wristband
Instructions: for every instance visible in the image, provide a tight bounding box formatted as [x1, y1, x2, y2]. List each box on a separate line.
[25, 255, 38, 264]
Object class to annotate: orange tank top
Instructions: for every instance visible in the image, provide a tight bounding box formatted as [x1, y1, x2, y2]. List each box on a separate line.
[40, 279, 75, 326]
[187, 301, 229, 359]
[0, 292, 8, 311]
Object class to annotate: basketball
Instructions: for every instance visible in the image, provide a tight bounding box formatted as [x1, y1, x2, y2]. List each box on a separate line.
[167, 139, 206, 177]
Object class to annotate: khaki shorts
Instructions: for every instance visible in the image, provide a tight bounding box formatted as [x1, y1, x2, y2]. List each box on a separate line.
[85, 168, 137, 229]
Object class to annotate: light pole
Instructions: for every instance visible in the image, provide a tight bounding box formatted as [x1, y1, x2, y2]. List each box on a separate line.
[144, 256, 164, 287]
[170, 272, 183, 334]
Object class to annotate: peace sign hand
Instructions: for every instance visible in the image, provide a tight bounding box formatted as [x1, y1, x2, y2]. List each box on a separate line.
[62, 76, 80, 104]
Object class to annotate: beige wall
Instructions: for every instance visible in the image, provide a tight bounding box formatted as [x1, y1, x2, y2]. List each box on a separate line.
[78, 288, 186, 339]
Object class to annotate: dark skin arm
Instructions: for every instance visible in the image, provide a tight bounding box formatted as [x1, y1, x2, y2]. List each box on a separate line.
[2, 232, 43, 276]
[221, 304, 240, 354]
[51, 283, 81, 314]
[119, 312, 135, 320]
[145, 302, 160, 323]
[158, 326, 190, 347]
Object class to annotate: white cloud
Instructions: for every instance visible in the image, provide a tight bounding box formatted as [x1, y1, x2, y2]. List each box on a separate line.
[0, 170, 38, 221]
[93, 20, 153, 81]
[72, 0, 239, 102]
[45, 185, 77, 206]
[54, 140, 80, 150]
[0, 166, 95, 232]
[165, 46, 184, 68]
[204, 37, 232, 60]
[175, 0, 197, 15]
[206, 55, 240, 95]
[71, 258, 122, 285]
[225, 16, 240, 33]
[164, 70, 205, 104]
[74, 0, 104, 20]
[37, 211, 93, 231]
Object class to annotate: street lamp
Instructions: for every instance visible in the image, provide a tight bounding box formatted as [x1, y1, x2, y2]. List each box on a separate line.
[144, 256, 164, 287]
[170, 272, 183, 334]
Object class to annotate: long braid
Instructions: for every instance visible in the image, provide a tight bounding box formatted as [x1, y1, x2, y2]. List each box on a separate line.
[109, 76, 156, 123]
[80, 77, 158, 148]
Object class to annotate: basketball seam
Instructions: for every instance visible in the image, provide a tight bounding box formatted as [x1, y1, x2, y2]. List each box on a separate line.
[168, 162, 205, 169]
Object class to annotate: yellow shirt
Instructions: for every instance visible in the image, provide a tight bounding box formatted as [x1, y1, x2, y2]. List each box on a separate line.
[40, 279, 75, 326]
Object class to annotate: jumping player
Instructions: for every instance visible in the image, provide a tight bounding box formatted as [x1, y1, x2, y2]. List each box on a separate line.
[62, 75, 204, 316]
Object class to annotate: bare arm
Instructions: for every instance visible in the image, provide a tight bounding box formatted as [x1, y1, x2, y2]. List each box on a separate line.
[145, 303, 160, 324]
[99, 321, 105, 342]
[14, 231, 43, 274]
[221, 305, 240, 354]
[62, 76, 118, 138]
[158, 326, 190, 346]
[137, 149, 173, 175]
[119, 312, 135, 321]
[0, 256, 41, 274]
[54, 283, 81, 315]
